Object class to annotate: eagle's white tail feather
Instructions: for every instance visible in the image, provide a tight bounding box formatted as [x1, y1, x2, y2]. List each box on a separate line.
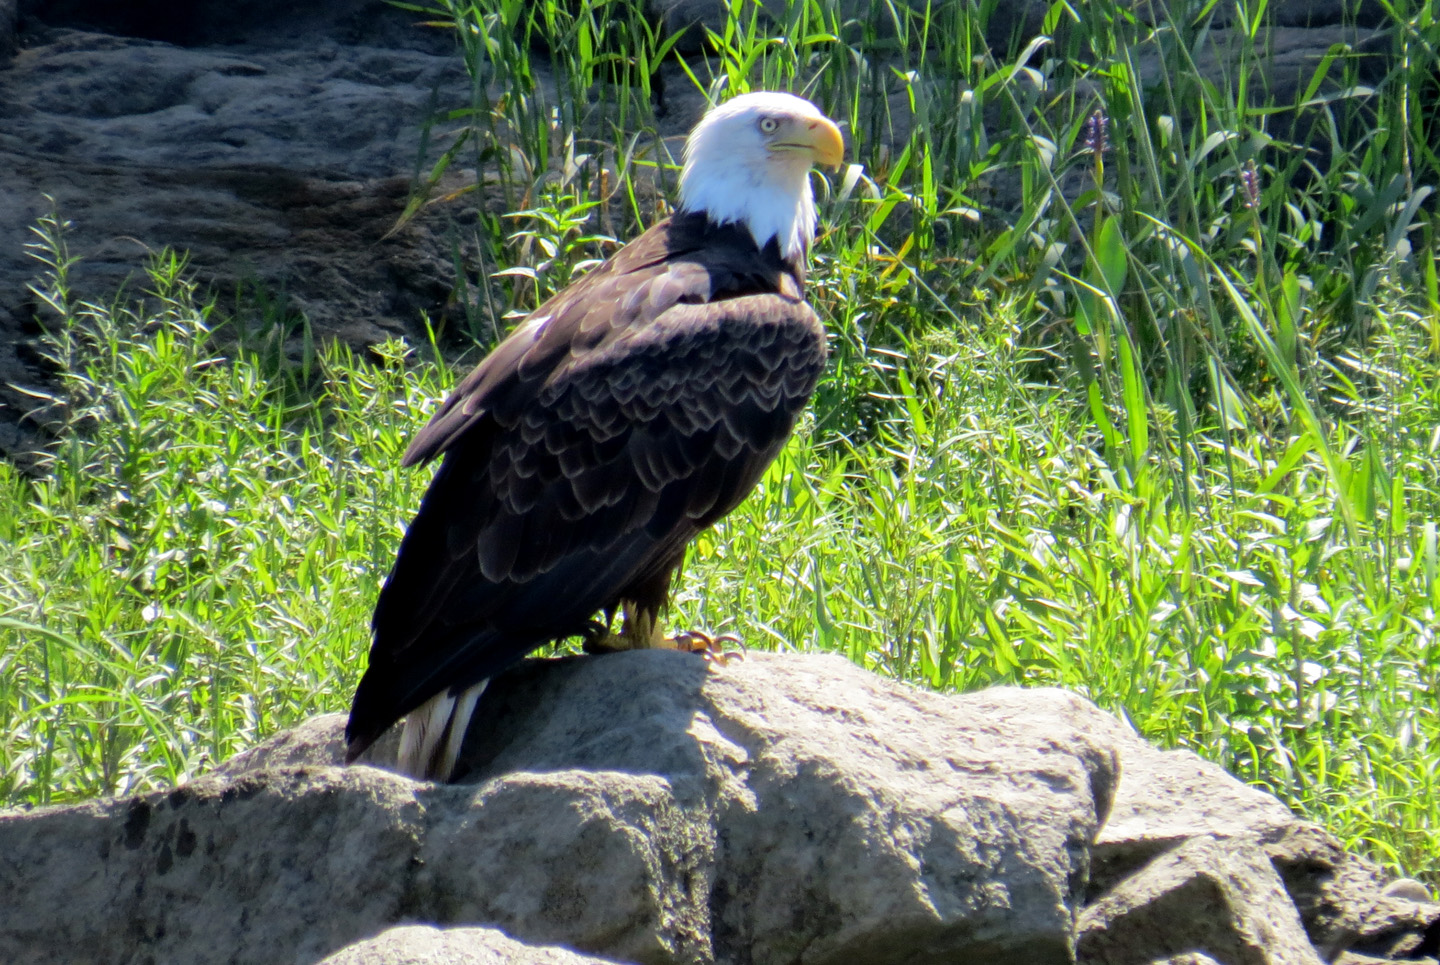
[397, 691, 454, 779]
[438, 679, 486, 780]
[397, 678, 488, 781]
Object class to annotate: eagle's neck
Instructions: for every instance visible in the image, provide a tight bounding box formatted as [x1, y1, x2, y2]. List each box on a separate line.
[666, 211, 807, 288]
[677, 164, 816, 263]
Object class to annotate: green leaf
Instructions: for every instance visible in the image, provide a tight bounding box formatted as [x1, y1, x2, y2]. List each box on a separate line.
[1118, 333, 1148, 463]
[1093, 215, 1129, 298]
[1257, 433, 1314, 494]
[1088, 381, 1121, 454]
[1275, 268, 1303, 367]
[895, 366, 929, 439]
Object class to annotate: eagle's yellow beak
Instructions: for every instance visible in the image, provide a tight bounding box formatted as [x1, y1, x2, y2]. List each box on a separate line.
[781, 115, 846, 170]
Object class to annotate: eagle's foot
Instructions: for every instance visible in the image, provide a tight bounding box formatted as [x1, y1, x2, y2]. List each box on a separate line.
[581, 619, 628, 655]
[583, 606, 668, 653]
[668, 630, 746, 666]
[583, 605, 744, 662]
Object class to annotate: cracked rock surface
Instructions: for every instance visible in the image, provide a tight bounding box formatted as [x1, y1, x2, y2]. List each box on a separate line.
[2, 652, 1437, 965]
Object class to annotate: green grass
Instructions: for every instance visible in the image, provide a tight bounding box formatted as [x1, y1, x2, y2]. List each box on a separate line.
[4, 0, 1440, 884]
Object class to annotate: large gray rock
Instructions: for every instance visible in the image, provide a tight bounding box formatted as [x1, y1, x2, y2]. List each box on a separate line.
[0, 651, 1118, 965]
[316, 924, 626, 965]
[4, 651, 1437, 965]
[469, 656, 1118, 964]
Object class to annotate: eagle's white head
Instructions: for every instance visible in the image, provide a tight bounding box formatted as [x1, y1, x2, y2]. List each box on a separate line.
[678, 91, 845, 262]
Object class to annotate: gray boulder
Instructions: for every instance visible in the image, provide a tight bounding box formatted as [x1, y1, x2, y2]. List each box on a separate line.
[1, 651, 1113, 964]
[229, 651, 1123, 964]
[3, 651, 1437, 965]
[316, 924, 626, 965]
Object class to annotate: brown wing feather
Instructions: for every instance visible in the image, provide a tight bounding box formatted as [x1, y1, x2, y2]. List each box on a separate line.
[345, 213, 826, 759]
[400, 218, 716, 468]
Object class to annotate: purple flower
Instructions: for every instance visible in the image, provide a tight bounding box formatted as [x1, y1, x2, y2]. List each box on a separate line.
[1241, 159, 1260, 209]
[1083, 109, 1108, 158]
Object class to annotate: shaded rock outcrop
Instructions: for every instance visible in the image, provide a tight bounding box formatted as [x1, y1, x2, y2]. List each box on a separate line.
[0, 1, 477, 461]
[2, 651, 1437, 965]
[2, 0, 457, 299]
[18, 0, 447, 49]
[0, 0, 15, 67]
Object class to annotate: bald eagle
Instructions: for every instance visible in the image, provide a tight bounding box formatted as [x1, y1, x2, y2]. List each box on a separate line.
[345, 92, 844, 781]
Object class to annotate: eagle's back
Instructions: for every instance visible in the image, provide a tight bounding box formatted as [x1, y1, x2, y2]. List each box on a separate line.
[346, 210, 826, 762]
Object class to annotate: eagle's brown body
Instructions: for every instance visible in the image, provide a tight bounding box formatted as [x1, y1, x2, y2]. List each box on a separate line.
[344, 209, 828, 766]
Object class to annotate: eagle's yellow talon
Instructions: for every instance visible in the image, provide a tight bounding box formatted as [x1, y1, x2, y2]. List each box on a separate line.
[669, 630, 746, 665]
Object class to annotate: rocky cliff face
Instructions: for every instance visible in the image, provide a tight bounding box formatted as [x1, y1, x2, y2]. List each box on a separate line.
[0, 0, 478, 462]
[1, 652, 1435, 965]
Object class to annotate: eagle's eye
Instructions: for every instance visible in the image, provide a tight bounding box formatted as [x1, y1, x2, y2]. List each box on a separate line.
[758, 116, 780, 134]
